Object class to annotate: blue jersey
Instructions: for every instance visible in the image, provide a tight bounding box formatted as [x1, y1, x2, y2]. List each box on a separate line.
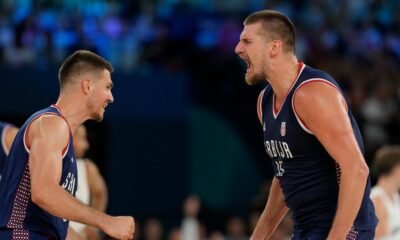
[259, 63, 377, 231]
[0, 122, 13, 181]
[0, 105, 78, 239]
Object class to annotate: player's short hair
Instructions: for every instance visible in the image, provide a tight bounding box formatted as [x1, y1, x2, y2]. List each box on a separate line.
[372, 145, 400, 177]
[58, 50, 113, 89]
[244, 10, 296, 53]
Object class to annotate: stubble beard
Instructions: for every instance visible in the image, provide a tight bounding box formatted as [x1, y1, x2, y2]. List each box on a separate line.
[88, 101, 104, 122]
[245, 72, 265, 86]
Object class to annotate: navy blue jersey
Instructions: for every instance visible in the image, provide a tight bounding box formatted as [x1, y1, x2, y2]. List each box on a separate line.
[0, 105, 78, 239]
[0, 122, 13, 181]
[259, 63, 377, 231]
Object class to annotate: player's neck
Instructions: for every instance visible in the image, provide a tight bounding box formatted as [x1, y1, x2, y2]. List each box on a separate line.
[55, 96, 89, 133]
[268, 55, 299, 100]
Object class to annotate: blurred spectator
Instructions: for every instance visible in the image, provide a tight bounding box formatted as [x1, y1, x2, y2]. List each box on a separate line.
[371, 145, 400, 239]
[168, 228, 181, 240]
[143, 218, 164, 240]
[225, 217, 247, 240]
[361, 80, 398, 150]
[181, 195, 201, 240]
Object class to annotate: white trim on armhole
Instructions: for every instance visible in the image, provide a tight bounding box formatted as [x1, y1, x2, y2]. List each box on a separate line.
[291, 78, 343, 135]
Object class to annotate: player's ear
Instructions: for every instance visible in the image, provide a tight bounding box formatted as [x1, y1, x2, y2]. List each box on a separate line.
[81, 78, 91, 95]
[270, 40, 282, 57]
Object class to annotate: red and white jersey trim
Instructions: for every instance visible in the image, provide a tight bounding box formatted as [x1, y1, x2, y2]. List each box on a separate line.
[272, 62, 306, 119]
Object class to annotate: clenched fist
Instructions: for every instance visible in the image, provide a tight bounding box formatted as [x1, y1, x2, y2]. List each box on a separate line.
[102, 216, 135, 240]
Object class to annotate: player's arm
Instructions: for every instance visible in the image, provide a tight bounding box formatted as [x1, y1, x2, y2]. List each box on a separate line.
[250, 177, 289, 240]
[28, 115, 134, 240]
[371, 196, 389, 238]
[4, 125, 18, 152]
[294, 81, 369, 240]
[86, 159, 108, 212]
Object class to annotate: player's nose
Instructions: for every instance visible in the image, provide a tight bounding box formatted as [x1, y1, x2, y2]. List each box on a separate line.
[109, 92, 114, 103]
[235, 42, 244, 55]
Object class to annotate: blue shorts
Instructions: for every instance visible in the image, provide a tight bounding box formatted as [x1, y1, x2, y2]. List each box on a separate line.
[0, 229, 54, 240]
[292, 228, 375, 240]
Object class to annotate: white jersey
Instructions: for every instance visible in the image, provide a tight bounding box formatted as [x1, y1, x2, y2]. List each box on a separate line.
[69, 158, 90, 234]
[371, 186, 400, 240]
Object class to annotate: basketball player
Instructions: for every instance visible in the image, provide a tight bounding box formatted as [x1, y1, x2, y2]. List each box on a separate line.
[0, 122, 18, 181]
[235, 10, 377, 239]
[69, 124, 108, 240]
[371, 146, 400, 239]
[0, 50, 134, 240]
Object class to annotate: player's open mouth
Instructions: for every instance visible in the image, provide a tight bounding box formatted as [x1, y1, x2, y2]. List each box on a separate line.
[245, 59, 252, 73]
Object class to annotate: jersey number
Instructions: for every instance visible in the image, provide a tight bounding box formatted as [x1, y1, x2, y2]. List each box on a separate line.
[275, 161, 285, 177]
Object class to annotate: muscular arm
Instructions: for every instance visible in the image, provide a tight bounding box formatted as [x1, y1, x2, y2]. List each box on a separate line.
[294, 82, 369, 240]
[250, 177, 289, 240]
[28, 115, 133, 239]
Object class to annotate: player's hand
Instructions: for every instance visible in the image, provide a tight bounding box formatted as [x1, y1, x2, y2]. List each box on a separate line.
[102, 216, 135, 240]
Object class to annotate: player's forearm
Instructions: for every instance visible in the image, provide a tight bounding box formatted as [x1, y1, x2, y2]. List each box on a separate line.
[327, 164, 369, 240]
[251, 178, 288, 240]
[252, 205, 288, 240]
[31, 184, 111, 230]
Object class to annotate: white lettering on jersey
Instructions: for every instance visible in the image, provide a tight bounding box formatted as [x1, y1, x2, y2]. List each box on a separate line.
[282, 142, 293, 158]
[264, 140, 293, 159]
[62, 172, 76, 194]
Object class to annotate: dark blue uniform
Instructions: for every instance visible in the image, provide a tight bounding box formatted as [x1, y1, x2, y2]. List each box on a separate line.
[0, 105, 78, 240]
[260, 63, 377, 239]
[0, 122, 14, 181]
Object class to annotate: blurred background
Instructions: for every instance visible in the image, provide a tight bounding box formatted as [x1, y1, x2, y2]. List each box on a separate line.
[0, 0, 400, 239]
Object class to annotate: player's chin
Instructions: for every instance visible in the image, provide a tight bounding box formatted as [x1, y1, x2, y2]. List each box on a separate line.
[245, 75, 257, 86]
[92, 110, 104, 122]
[245, 73, 264, 86]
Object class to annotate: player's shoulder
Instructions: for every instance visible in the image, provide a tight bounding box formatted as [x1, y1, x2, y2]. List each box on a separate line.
[302, 64, 333, 79]
[295, 65, 340, 97]
[29, 114, 69, 137]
